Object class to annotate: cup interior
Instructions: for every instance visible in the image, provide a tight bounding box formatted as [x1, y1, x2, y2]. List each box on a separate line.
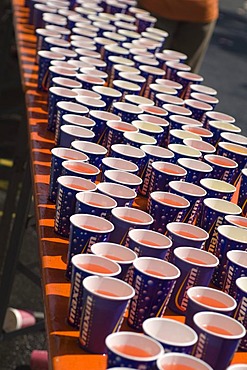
[133, 257, 180, 279]
[91, 242, 137, 263]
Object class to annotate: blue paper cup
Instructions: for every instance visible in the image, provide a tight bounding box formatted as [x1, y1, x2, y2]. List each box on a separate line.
[61, 160, 99, 182]
[112, 102, 143, 122]
[169, 114, 202, 130]
[75, 191, 117, 219]
[190, 83, 217, 96]
[59, 125, 95, 147]
[72, 88, 101, 99]
[112, 80, 141, 101]
[225, 215, 247, 229]
[118, 72, 146, 93]
[46, 24, 71, 39]
[102, 157, 139, 180]
[168, 144, 202, 163]
[217, 142, 247, 178]
[76, 74, 105, 90]
[155, 77, 183, 93]
[43, 35, 70, 50]
[163, 104, 192, 122]
[48, 66, 77, 91]
[148, 84, 178, 102]
[139, 104, 168, 119]
[212, 225, 247, 289]
[200, 178, 236, 201]
[110, 144, 146, 172]
[79, 56, 107, 71]
[123, 132, 157, 148]
[97, 182, 137, 208]
[61, 114, 96, 132]
[185, 286, 237, 327]
[207, 121, 241, 146]
[138, 114, 170, 146]
[128, 229, 172, 260]
[49, 147, 89, 203]
[148, 161, 187, 197]
[131, 121, 164, 145]
[143, 317, 198, 355]
[227, 365, 247, 370]
[124, 95, 154, 107]
[88, 110, 121, 144]
[155, 93, 184, 108]
[109, 207, 153, 247]
[71, 140, 107, 169]
[192, 312, 246, 370]
[222, 250, 247, 298]
[169, 180, 207, 225]
[79, 276, 135, 353]
[32, 4, 57, 29]
[184, 98, 213, 122]
[127, 257, 180, 330]
[68, 254, 121, 328]
[190, 91, 219, 109]
[239, 168, 247, 216]
[168, 247, 219, 314]
[166, 222, 209, 261]
[148, 191, 190, 233]
[77, 68, 107, 81]
[234, 277, 247, 350]
[183, 138, 216, 156]
[47, 87, 78, 132]
[103, 121, 138, 154]
[66, 214, 115, 279]
[37, 50, 65, 90]
[75, 96, 106, 114]
[177, 158, 212, 185]
[204, 154, 238, 184]
[139, 145, 174, 196]
[104, 170, 142, 191]
[139, 65, 166, 97]
[91, 242, 137, 281]
[169, 129, 201, 145]
[50, 47, 78, 61]
[200, 198, 242, 254]
[106, 331, 164, 369]
[51, 77, 81, 90]
[202, 110, 236, 128]
[182, 125, 214, 142]
[108, 65, 140, 87]
[165, 60, 191, 81]
[92, 86, 122, 111]
[36, 28, 61, 61]
[54, 176, 97, 237]
[220, 132, 247, 146]
[176, 71, 204, 99]
[136, 14, 156, 33]
[157, 353, 213, 370]
[93, 36, 116, 58]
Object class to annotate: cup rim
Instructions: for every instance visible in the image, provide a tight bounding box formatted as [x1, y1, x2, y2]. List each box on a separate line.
[187, 286, 237, 311]
[111, 207, 153, 225]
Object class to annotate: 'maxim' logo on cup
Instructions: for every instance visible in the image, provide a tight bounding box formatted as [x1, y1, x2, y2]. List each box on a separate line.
[195, 332, 207, 359]
[235, 297, 247, 325]
[187, 199, 201, 224]
[81, 235, 98, 254]
[54, 188, 64, 231]
[69, 272, 82, 324]
[175, 268, 198, 312]
[106, 129, 113, 152]
[128, 274, 142, 325]
[208, 216, 223, 254]
[141, 159, 153, 195]
[223, 264, 234, 294]
[222, 169, 231, 183]
[144, 75, 154, 98]
[80, 295, 94, 346]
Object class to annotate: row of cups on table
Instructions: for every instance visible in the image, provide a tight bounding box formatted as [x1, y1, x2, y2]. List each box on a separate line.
[24, 0, 247, 368]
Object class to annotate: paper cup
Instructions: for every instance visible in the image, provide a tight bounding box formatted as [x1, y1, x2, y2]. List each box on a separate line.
[91, 242, 137, 280]
[234, 276, 247, 350]
[103, 121, 138, 154]
[168, 144, 202, 163]
[223, 250, 247, 298]
[106, 331, 164, 369]
[185, 286, 237, 327]
[71, 140, 107, 169]
[79, 277, 135, 353]
[68, 254, 121, 327]
[200, 178, 236, 201]
[177, 158, 212, 185]
[109, 207, 153, 246]
[62, 160, 99, 182]
[54, 176, 97, 237]
[127, 257, 180, 330]
[157, 353, 213, 370]
[97, 182, 137, 207]
[193, 312, 245, 370]
[3, 308, 36, 333]
[168, 247, 219, 314]
[183, 138, 216, 155]
[59, 125, 95, 147]
[128, 229, 172, 260]
[143, 317, 198, 355]
[204, 154, 238, 184]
